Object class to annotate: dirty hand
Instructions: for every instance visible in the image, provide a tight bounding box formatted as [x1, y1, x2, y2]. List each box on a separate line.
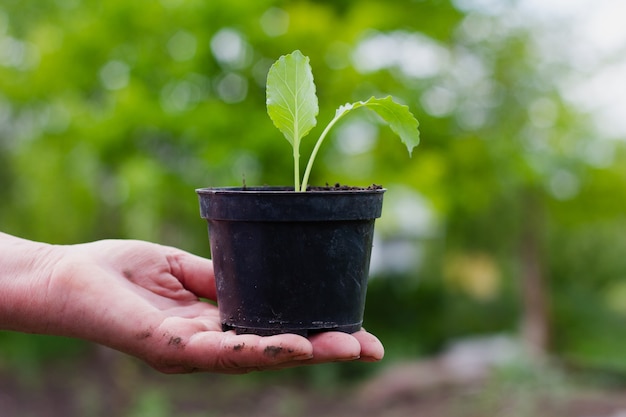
[0, 234, 384, 374]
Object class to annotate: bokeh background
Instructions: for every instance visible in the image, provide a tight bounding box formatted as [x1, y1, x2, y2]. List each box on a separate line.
[2, 0, 626, 416]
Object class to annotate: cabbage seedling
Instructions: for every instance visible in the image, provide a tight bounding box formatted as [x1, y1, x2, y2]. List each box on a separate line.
[266, 50, 420, 192]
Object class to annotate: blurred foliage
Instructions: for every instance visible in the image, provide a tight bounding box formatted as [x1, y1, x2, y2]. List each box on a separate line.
[1, 0, 626, 382]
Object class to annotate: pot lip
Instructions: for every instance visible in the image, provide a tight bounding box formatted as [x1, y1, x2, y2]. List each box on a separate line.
[196, 185, 386, 195]
[196, 185, 385, 221]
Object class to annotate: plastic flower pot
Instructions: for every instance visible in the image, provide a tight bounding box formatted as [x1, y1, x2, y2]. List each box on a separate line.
[196, 186, 385, 337]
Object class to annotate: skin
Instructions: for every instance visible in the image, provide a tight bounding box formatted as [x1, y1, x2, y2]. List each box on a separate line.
[0, 232, 384, 374]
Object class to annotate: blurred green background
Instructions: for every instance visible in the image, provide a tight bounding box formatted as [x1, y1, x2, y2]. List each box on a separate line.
[2, 0, 626, 415]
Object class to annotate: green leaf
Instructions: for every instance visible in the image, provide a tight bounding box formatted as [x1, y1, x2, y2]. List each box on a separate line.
[344, 96, 420, 156]
[300, 96, 420, 191]
[266, 50, 319, 147]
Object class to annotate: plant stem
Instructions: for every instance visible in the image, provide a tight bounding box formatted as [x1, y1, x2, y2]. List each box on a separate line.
[294, 146, 300, 192]
[300, 116, 342, 192]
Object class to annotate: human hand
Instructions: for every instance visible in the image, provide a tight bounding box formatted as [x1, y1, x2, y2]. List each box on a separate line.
[39, 239, 384, 374]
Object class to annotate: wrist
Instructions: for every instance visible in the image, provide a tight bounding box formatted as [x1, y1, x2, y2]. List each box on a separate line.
[0, 232, 66, 333]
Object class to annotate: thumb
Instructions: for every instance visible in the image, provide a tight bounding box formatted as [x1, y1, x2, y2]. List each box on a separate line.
[164, 247, 217, 301]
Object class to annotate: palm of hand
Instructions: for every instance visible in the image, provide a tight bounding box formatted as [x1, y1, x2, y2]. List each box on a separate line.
[47, 240, 383, 374]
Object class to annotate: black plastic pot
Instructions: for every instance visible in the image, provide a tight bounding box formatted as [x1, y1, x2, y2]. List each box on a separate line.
[196, 186, 385, 336]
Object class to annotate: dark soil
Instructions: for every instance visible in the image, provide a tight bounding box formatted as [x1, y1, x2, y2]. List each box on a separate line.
[307, 183, 384, 191]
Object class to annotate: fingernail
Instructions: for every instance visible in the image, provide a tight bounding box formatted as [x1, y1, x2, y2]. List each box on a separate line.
[294, 353, 314, 360]
[360, 355, 383, 362]
[336, 355, 361, 362]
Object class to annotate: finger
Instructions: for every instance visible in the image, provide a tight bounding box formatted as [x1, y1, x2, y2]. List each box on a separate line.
[233, 330, 385, 370]
[164, 332, 315, 374]
[351, 329, 385, 362]
[164, 248, 217, 300]
[307, 331, 362, 364]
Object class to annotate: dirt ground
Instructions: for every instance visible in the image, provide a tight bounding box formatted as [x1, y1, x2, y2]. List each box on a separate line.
[2, 344, 626, 417]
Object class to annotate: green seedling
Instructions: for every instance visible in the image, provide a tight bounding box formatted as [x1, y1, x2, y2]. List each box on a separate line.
[266, 50, 420, 192]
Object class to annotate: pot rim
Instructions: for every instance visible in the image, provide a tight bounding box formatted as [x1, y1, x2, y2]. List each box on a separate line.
[196, 186, 387, 195]
[196, 186, 386, 221]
